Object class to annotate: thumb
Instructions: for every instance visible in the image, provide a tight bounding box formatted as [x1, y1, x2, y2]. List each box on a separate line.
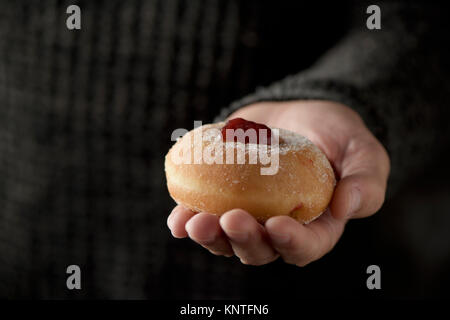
[330, 137, 390, 220]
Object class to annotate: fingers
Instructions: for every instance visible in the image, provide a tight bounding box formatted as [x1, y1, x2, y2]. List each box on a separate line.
[169, 206, 342, 267]
[167, 205, 197, 238]
[167, 206, 233, 256]
[265, 210, 346, 266]
[331, 137, 390, 220]
[185, 212, 233, 257]
[220, 209, 279, 265]
[169, 207, 280, 264]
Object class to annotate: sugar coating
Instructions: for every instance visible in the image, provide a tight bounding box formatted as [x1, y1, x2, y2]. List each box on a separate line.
[188, 122, 333, 187]
[199, 122, 313, 154]
[168, 122, 336, 224]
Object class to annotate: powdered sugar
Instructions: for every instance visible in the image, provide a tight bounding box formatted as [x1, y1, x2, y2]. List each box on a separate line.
[198, 122, 314, 155]
[187, 122, 333, 184]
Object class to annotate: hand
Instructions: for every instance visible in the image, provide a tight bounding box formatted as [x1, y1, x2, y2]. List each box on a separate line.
[167, 100, 390, 266]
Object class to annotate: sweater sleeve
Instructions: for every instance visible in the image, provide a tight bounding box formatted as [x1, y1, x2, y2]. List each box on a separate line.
[215, 2, 450, 196]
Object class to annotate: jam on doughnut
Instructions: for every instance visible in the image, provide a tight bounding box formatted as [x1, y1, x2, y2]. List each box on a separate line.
[165, 121, 336, 224]
[221, 118, 272, 145]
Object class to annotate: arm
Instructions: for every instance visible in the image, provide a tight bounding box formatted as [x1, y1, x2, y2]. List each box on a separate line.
[168, 2, 449, 266]
[216, 1, 450, 195]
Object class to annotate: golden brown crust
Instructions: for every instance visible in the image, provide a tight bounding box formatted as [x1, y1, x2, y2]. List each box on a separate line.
[165, 123, 335, 223]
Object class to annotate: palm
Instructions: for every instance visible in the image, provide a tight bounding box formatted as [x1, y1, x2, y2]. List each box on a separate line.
[167, 100, 390, 266]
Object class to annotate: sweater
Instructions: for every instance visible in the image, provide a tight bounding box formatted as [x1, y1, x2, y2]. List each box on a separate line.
[0, 0, 448, 298]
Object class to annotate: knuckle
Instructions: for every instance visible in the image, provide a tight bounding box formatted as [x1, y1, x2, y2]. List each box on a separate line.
[196, 238, 216, 246]
[295, 259, 313, 267]
[240, 254, 277, 266]
[241, 259, 264, 266]
[378, 143, 391, 168]
[209, 249, 233, 257]
[283, 256, 309, 267]
[370, 183, 386, 213]
[282, 246, 319, 267]
[282, 257, 298, 265]
[288, 250, 319, 267]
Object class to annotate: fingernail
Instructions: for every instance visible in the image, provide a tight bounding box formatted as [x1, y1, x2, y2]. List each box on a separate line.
[227, 230, 248, 243]
[270, 231, 290, 245]
[348, 187, 361, 218]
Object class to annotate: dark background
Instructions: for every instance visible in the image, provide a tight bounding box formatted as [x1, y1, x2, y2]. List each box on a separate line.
[0, 0, 449, 299]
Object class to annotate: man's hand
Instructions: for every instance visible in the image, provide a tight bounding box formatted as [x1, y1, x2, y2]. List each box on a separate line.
[167, 100, 390, 266]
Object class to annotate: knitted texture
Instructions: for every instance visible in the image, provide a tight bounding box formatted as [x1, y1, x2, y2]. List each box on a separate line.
[216, 2, 450, 196]
[0, 0, 448, 298]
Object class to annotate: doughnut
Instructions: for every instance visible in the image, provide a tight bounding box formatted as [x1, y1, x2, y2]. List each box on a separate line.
[165, 118, 336, 224]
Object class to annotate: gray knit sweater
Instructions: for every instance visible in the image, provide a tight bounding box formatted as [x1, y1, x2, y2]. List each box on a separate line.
[0, 0, 448, 298]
